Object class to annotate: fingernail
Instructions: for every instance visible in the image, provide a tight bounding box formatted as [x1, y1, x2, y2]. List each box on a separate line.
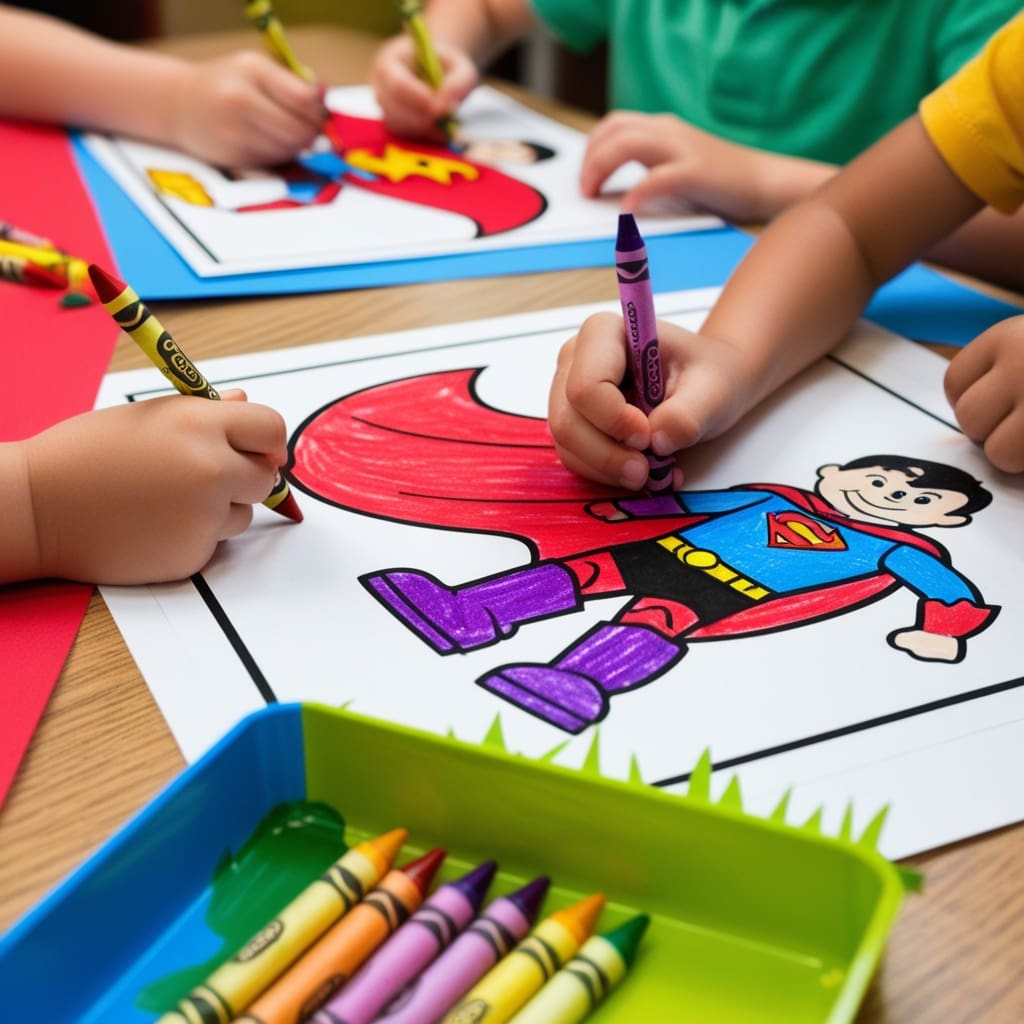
[620, 458, 647, 490]
[672, 467, 685, 490]
[651, 431, 674, 456]
[625, 431, 647, 451]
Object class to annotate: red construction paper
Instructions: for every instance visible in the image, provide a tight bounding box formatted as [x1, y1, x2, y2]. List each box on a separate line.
[0, 119, 120, 809]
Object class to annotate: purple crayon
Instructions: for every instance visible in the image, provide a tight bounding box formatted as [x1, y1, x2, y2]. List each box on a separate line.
[311, 860, 498, 1024]
[375, 876, 550, 1024]
[615, 212, 675, 494]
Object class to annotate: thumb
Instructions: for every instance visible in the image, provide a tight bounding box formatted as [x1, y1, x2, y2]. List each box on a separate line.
[219, 388, 249, 403]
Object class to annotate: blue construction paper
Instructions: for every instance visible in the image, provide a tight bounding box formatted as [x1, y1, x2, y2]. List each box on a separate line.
[74, 135, 1020, 346]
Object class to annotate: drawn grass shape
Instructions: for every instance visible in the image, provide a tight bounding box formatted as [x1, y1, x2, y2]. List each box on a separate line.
[464, 713, 922, 892]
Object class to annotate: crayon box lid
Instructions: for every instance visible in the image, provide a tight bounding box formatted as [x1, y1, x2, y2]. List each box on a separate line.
[0, 703, 911, 1022]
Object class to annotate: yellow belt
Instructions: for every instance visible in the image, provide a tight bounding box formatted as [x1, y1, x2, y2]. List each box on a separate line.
[657, 536, 771, 601]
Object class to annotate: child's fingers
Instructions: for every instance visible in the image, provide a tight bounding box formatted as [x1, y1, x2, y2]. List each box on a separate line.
[218, 502, 257, 541]
[222, 404, 289, 463]
[944, 336, 995, 404]
[951, 373, 1013, 444]
[252, 57, 327, 125]
[980, 405, 1024, 474]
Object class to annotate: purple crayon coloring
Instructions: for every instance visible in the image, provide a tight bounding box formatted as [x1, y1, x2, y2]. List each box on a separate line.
[311, 860, 497, 1024]
[375, 876, 550, 1024]
[615, 212, 675, 494]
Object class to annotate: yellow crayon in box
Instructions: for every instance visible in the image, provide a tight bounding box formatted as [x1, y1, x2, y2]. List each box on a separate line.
[441, 893, 605, 1024]
[157, 828, 407, 1024]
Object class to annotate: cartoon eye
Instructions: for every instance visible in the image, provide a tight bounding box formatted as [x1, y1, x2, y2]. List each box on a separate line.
[870, 478, 884, 487]
[891, 489, 907, 499]
[914, 495, 932, 505]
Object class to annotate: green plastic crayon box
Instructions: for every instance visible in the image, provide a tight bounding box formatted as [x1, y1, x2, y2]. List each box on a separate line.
[0, 703, 913, 1022]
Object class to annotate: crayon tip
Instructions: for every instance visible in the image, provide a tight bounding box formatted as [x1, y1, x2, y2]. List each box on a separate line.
[553, 893, 606, 945]
[449, 860, 497, 910]
[400, 847, 447, 895]
[616, 212, 642, 251]
[87, 263, 127, 304]
[271, 488, 304, 522]
[600, 913, 650, 967]
[506, 876, 550, 924]
[358, 827, 409, 874]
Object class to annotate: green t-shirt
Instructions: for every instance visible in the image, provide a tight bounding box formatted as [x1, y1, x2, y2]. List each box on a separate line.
[529, 0, 1020, 162]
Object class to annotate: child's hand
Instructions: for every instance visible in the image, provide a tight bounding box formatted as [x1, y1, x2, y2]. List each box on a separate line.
[547, 312, 756, 489]
[172, 51, 325, 167]
[580, 111, 796, 223]
[370, 33, 478, 140]
[20, 392, 289, 585]
[945, 314, 1024, 474]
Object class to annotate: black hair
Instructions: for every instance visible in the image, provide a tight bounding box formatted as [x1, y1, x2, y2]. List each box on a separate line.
[838, 455, 992, 516]
[521, 142, 556, 162]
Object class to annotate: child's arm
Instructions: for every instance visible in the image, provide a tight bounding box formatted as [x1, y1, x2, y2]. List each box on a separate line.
[581, 110, 1024, 291]
[0, 392, 289, 586]
[371, 0, 537, 139]
[0, 6, 325, 166]
[550, 116, 985, 489]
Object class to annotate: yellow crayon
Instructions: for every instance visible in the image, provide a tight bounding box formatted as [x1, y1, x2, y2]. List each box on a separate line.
[90, 263, 303, 522]
[157, 828, 408, 1024]
[396, 0, 460, 146]
[506, 914, 650, 1024]
[0, 238, 88, 286]
[243, 0, 313, 81]
[441, 893, 605, 1024]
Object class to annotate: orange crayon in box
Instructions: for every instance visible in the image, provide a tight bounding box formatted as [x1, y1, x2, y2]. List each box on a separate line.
[88, 263, 303, 523]
[236, 847, 446, 1024]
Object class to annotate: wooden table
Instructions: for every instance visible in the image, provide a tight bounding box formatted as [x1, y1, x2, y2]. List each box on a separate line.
[1, 25, 1021, 1023]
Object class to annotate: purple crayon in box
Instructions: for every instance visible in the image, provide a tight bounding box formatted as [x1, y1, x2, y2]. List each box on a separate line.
[311, 860, 497, 1024]
[373, 875, 550, 1024]
[616, 212, 675, 494]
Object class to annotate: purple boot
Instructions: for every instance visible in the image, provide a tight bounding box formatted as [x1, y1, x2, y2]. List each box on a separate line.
[478, 623, 683, 733]
[360, 562, 581, 653]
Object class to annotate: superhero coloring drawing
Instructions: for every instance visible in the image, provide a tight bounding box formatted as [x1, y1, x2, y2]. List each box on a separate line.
[95, 290, 1024, 857]
[81, 86, 719, 277]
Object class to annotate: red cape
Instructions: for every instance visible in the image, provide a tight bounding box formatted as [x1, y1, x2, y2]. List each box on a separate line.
[288, 369, 950, 640]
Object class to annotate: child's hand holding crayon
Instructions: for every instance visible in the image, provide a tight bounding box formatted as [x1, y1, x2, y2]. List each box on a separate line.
[169, 51, 326, 167]
[0, 392, 288, 585]
[547, 311, 758, 491]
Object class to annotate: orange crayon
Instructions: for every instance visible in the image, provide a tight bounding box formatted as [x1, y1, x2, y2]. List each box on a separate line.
[89, 263, 303, 523]
[237, 847, 446, 1024]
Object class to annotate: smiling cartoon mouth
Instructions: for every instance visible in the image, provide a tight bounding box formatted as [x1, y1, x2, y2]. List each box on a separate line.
[842, 489, 902, 517]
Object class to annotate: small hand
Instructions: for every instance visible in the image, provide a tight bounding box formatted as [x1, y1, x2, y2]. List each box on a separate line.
[172, 50, 326, 167]
[945, 314, 1024, 474]
[23, 391, 289, 584]
[370, 33, 477, 140]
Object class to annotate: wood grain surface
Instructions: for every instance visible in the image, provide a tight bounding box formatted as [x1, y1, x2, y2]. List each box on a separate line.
[0, 25, 1021, 1023]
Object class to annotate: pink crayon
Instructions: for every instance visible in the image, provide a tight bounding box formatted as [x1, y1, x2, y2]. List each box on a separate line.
[375, 876, 550, 1024]
[311, 860, 497, 1024]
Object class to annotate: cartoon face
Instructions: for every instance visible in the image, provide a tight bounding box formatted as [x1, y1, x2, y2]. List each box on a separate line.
[816, 463, 970, 528]
[461, 138, 545, 166]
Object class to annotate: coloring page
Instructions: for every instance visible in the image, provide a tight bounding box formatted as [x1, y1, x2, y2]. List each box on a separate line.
[81, 86, 720, 277]
[96, 289, 1024, 857]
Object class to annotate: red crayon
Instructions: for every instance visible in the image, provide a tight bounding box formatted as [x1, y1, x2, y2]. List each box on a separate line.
[237, 848, 446, 1024]
[89, 264, 303, 522]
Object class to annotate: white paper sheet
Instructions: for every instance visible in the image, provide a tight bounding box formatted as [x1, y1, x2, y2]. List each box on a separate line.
[96, 289, 1024, 858]
[81, 86, 720, 277]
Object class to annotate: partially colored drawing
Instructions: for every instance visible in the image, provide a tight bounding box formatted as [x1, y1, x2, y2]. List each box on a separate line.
[146, 109, 548, 238]
[289, 369, 998, 735]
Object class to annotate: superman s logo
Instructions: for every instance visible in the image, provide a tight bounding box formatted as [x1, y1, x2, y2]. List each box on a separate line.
[767, 512, 848, 550]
